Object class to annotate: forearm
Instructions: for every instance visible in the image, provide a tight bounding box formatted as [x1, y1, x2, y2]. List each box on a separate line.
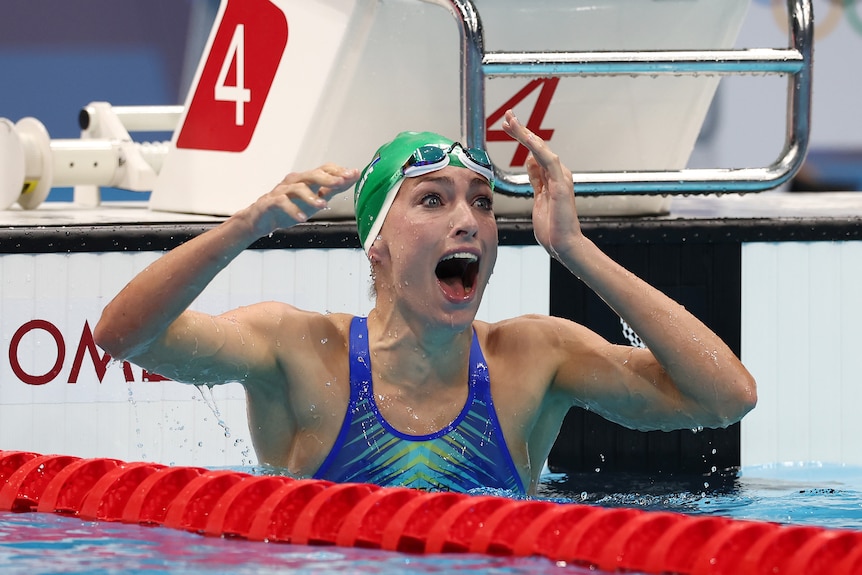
[558, 234, 756, 426]
[499, 109, 755, 426]
[94, 211, 260, 359]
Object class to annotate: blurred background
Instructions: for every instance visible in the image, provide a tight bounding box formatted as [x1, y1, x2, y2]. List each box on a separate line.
[1, 0, 860, 202]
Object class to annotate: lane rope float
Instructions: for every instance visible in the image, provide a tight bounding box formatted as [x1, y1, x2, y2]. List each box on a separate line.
[1, 450, 860, 574]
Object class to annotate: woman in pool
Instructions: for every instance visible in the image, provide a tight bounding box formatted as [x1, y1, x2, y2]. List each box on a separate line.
[94, 110, 756, 495]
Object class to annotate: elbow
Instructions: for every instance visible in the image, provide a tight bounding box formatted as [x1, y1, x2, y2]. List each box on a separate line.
[718, 372, 758, 428]
[93, 319, 120, 359]
[93, 314, 134, 360]
[736, 370, 758, 417]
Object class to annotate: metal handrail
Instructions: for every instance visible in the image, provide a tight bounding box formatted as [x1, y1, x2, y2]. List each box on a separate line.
[427, 0, 813, 196]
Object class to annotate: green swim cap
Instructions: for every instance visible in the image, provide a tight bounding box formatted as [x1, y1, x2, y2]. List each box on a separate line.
[354, 131, 493, 253]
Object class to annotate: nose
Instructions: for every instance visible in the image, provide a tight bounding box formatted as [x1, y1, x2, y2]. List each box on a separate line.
[450, 200, 479, 238]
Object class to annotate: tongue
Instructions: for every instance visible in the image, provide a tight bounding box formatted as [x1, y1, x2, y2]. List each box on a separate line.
[438, 276, 469, 300]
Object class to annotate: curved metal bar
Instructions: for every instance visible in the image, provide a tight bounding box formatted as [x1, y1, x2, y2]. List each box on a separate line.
[424, 0, 486, 151]
[424, 0, 814, 197]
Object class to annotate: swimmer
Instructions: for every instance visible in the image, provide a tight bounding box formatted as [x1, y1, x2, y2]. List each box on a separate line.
[94, 110, 756, 495]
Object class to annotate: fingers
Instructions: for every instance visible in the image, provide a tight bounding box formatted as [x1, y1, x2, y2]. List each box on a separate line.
[279, 165, 359, 210]
[524, 154, 546, 196]
[282, 164, 360, 198]
[257, 164, 359, 226]
[501, 110, 569, 185]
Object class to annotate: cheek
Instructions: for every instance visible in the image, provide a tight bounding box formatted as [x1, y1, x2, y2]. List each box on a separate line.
[387, 217, 440, 250]
[485, 246, 498, 275]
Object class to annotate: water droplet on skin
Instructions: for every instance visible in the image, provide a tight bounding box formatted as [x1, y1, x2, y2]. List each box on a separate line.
[320, 338, 328, 344]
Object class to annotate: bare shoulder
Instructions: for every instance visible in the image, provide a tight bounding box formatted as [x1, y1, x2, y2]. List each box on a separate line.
[231, 304, 354, 366]
[475, 314, 605, 357]
[473, 315, 584, 386]
[231, 302, 351, 341]
[474, 314, 619, 402]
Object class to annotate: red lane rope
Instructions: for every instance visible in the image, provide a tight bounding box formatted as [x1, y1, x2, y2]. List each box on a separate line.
[1, 450, 860, 574]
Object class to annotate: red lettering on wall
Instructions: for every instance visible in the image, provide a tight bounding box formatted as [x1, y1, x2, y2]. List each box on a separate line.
[486, 78, 560, 167]
[122, 361, 135, 382]
[143, 370, 170, 382]
[9, 319, 65, 385]
[68, 321, 111, 384]
[6, 319, 171, 386]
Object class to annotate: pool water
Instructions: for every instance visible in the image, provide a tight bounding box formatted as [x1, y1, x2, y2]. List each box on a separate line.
[0, 510, 581, 575]
[540, 462, 862, 530]
[1, 463, 860, 574]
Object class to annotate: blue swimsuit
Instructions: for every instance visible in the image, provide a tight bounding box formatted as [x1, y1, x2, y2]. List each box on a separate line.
[313, 317, 525, 494]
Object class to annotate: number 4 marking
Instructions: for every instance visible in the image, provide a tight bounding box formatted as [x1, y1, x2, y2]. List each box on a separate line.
[215, 24, 252, 126]
[486, 78, 559, 167]
[176, 0, 287, 152]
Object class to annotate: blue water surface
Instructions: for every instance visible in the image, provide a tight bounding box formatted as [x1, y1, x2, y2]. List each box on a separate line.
[540, 462, 862, 530]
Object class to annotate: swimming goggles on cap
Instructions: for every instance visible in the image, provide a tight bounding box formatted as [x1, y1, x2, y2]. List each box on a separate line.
[402, 142, 494, 186]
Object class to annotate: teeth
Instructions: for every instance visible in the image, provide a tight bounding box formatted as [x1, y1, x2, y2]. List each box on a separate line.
[440, 252, 478, 263]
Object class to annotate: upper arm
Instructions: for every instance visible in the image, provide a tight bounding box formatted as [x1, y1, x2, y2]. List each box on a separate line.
[541, 316, 697, 431]
[126, 301, 301, 388]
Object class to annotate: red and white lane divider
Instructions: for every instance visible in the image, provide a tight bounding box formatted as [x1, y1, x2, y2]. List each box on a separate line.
[1, 451, 860, 574]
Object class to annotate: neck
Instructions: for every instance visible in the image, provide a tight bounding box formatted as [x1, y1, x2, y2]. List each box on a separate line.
[366, 307, 473, 389]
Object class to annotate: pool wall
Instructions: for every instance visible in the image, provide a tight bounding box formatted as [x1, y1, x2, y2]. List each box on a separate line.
[1, 198, 860, 471]
[741, 240, 862, 467]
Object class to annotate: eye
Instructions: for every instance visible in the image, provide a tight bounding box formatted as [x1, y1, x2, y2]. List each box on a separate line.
[474, 195, 493, 211]
[420, 193, 443, 208]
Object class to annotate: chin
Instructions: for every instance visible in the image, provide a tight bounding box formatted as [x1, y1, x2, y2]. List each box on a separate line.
[437, 295, 483, 328]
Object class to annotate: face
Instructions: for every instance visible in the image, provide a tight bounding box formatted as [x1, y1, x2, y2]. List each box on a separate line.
[370, 165, 497, 329]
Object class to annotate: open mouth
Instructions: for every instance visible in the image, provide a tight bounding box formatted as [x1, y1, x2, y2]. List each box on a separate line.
[435, 252, 479, 301]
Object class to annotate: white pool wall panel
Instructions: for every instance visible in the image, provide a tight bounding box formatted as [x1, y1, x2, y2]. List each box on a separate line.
[740, 241, 862, 467]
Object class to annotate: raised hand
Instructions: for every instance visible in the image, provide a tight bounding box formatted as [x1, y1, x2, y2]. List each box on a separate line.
[247, 164, 360, 237]
[501, 110, 581, 261]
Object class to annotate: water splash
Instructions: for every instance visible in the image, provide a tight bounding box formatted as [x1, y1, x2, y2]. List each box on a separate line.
[127, 384, 147, 460]
[195, 384, 232, 439]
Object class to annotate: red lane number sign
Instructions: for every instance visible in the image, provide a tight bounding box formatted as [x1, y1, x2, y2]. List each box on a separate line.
[177, 0, 288, 152]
